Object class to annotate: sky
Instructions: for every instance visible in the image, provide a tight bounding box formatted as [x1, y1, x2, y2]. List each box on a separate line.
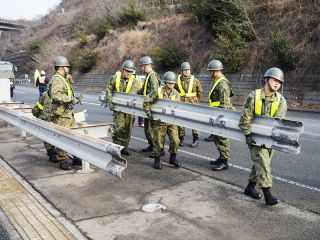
[0, 0, 62, 20]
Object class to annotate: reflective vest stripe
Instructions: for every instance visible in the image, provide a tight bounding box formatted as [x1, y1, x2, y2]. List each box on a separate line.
[255, 89, 281, 117]
[115, 72, 134, 93]
[208, 76, 228, 107]
[36, 101, 43, 111]
[143, 71, 155, 96]
[53, 74, 72, 97]
[177, 75, 196, 97]
[158, 87, 176, 101]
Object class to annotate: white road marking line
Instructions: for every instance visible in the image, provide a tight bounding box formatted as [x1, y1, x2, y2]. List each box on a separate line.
[131, 136, 320, 193]
[14, 91, 28, 94]
[82, 101, 101, 106]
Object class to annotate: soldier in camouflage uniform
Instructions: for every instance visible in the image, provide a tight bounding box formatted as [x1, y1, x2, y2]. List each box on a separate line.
[143, 71, 181, 170]
[48, 56, 81, 170]
[106, 60, 140, 156]
[207, 60, 235, 171]
[138, 56, 163, 156]
[239, 67, 287, 206]
[176, 62, 203, 147]
[32, 91, 57, 162]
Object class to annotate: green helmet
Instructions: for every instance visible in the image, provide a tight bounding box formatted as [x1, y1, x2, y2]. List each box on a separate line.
[163, 71, 176, 84]
[264, 67, 284, 83]
[207, 60, 223, 71]
[139, 56, 153, 65]
[122, 60, 135, 72]
[180, 62, 191, 71]
[53, 56, 70, 67]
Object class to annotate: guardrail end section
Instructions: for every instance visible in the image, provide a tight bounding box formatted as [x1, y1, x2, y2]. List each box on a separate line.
[106, 143, 127, 178]
[106, 159, 127, 178]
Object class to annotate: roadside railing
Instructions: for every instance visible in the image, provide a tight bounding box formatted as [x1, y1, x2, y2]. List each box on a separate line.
[0, 103, 126, 177]
[106, 92, 304, 155]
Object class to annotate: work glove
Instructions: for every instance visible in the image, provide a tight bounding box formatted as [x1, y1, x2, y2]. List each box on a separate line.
[245, 134, 256, 147]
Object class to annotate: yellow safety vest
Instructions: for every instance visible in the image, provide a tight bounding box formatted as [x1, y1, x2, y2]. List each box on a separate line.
[158, 87, 176, 101]
[177, 75, 197, 97]
[208, 76, 229, 107]
[115, 72, 134, 93]
[53, 74, 72, 97]
[143, 71, 156, 96]
[36, 101, 43, 111]
[255, 89, 281, 117]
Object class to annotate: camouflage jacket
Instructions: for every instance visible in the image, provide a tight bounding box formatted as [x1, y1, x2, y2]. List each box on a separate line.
[208, 76, 234, 109]
[48, 73, 75, 119]
[105, 72, 140, 106]
[176, 75, 203, 104]
[238, 88, 287, 135]
[143, 87, 180, 120]
[139, 71, 160, 96]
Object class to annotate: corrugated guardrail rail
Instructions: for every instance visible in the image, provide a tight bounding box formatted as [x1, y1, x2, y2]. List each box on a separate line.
[107, 92, 304, 155]
[0, 103, 126, 177]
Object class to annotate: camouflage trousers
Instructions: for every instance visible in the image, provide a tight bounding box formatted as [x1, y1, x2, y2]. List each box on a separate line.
[112, 112, 135, 149]
[53, 116, 75, 161]
[178, 126, 200, 139]
[144, 118, 154, 147]
[249, 146, 275, 188]
[153, 122, 179, 157]
[212, 135, 230, 160]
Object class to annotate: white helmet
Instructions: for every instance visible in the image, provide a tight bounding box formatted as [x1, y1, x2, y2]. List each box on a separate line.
[40, 70, 46, 75]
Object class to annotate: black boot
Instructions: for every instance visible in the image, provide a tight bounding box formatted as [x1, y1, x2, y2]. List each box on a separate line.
[210, 157, 221, 165]
[262, 187, 280, 206]
[212, 159, 228, 171]
[121, 148, 131, 156]
[149, 149, 165, 158]
[48, 149, 58, 163]
[142, 145, 153, 152]
[169, 153, 181, 168]
[204, 134, 215, 142]
[59, 160, 72, 170]
[72, 156, 82, 166]
[153, 156, 162, 170]
[179, 136, 184, 147]
[244, 181, 262, 199]
[190, 137, 199, 147]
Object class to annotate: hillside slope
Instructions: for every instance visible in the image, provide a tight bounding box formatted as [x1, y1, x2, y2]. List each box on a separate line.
[1, 0, 319, 79]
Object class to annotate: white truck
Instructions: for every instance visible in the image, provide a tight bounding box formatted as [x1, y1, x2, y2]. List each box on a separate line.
[0, 61, 16, 97]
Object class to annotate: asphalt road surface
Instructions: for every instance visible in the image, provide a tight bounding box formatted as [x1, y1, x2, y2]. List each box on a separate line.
[12, 86, 320, 214]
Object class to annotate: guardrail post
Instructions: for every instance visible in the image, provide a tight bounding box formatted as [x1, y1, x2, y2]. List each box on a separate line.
[20, 130, 27, 137]
[77, 161, 95, 174]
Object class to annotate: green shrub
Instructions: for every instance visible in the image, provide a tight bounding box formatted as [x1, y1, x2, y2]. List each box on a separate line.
[186, 0, 253, 38]
[117, 6, 146, 28]
[77, 51, 97, 73]
[77, 31, 88, 46]
[27, 39, 43, 54]
[92, 20, 112, 41]
[151, 42, 185, 69]
[215, 33, 248, 72]
[266, 29, 298, 71]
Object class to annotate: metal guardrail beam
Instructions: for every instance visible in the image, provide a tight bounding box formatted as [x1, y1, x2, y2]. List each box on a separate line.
[0, 21, 25, 31]
[0, 105, 126, 177]
[109, 93, 303, 155]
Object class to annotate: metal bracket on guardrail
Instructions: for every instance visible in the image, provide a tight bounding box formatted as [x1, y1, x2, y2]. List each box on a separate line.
[0, 105, 126, 178]
[108, 92, 303, 155]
